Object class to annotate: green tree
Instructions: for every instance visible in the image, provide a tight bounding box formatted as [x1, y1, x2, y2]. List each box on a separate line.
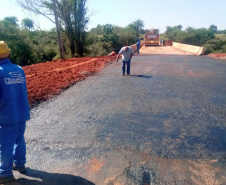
[184, 27, 215, 46]
[101, 24, 120, 53]
[165, 25, 183, 36]
[71, 0, 89, 57]
[203, 36, 226, 54]
[17, 0, 65, 59]
[164, 25, 215, 46]
[0, 19, 34, 66]
[22, 18, 34, 31]
[4, 16, 18, 25]
[28, 29, 58, 62]
[209, 24, 217, 32]
[20, 0, 90, 57]
[128, 19, 144, 37]
[86, 33, 108, 56]
[0, 18, 58, 65]
[119, 27, 136, 46]
[216, 30, 226, 34]
[90, 24, 104, 35]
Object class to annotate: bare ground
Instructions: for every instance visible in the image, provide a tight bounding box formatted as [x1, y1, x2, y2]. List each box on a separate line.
[23, 56, 116, 107]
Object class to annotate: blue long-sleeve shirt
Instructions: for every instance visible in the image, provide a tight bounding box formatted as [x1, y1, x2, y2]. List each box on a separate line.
[0, 59, 30, 124]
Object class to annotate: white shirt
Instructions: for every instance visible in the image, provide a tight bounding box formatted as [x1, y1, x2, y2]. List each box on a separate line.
[119, 46, 134, 61]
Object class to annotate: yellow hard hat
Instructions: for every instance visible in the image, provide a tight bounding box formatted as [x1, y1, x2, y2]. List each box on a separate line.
[0, 41, 11, 58]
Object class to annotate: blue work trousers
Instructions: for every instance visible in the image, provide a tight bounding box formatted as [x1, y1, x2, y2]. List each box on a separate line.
[137, 44, 140, 54]
[0, 122, 26, 177]
[122, 60, 131, 75]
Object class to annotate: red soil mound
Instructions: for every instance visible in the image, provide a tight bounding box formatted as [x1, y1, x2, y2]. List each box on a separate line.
[23, 56, 116, 107]
[208, 53, 226, 59]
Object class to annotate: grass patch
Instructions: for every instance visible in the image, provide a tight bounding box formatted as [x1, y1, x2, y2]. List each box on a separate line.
[215, 34, 226, 38]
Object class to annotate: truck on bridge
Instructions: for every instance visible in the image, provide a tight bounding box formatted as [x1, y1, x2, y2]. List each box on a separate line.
[144, 29, 160, 46]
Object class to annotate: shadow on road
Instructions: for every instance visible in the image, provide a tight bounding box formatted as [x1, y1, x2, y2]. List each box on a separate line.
[142, 172, 151, 185]
[130, 75, 153, 79]
[17, 168, 95, 185]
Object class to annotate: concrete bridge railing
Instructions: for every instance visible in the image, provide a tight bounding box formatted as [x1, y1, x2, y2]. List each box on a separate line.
[172, 42, 204, 56]
[130, 41, 145, 53]
[120, 41, 204, 56]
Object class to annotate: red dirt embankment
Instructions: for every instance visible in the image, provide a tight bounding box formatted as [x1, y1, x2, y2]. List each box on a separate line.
[208, 53, 226, 60]
[23, 56, 116, 107]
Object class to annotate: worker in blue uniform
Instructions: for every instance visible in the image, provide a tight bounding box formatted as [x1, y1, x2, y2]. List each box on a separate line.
[0, 41, 30, 184]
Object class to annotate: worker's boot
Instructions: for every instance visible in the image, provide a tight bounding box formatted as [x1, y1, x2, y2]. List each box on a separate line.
[0, 175, 15, 185]
[0, 181, 21, 185]
[12, 164, 26, 174]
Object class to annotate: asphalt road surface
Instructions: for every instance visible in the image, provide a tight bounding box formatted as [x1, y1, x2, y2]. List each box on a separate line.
[15, 54, 226, 185]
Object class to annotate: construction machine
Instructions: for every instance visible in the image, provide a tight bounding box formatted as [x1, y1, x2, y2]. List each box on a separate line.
[144, 29, 160, 46]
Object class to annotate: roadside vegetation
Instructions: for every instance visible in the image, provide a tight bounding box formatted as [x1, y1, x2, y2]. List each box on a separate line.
[0, 17, 58, 66]
[162, 24, 226, 54]
[0, 15, 144, 66]
[0, 1, 225, 66]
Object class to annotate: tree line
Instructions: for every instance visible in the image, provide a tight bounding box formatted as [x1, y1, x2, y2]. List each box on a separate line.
[1, 16, 144, 66]
[1, 0, 226, 66]
[162, 24, 226, 54]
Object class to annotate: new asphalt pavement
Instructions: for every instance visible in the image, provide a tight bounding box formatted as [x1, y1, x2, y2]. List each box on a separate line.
[14, 54, 226, 185]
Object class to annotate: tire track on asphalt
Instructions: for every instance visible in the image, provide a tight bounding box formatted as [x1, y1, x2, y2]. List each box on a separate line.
[188, 160, 219, 185]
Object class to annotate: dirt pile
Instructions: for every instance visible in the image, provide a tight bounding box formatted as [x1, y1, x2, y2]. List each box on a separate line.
[208, 53, 226, 60]
[23, 56, 116, 107]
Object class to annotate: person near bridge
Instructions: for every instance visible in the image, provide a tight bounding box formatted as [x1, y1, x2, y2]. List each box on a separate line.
[116, 46, 134, 76]
[136, 38, 140, 54]
[0, 41, 30, 184]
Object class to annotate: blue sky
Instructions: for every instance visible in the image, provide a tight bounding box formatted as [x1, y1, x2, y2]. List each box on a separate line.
[0, 0, 225, 33]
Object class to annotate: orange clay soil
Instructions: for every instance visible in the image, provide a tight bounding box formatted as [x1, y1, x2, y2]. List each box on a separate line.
[23, 56, 117, 107]
[208, 53, 226, 60]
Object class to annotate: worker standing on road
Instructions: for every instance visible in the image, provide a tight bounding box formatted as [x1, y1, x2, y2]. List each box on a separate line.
[116, 46, 134, 76]
[136, 38, 140, 54]
[0, 41, 30, 184]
